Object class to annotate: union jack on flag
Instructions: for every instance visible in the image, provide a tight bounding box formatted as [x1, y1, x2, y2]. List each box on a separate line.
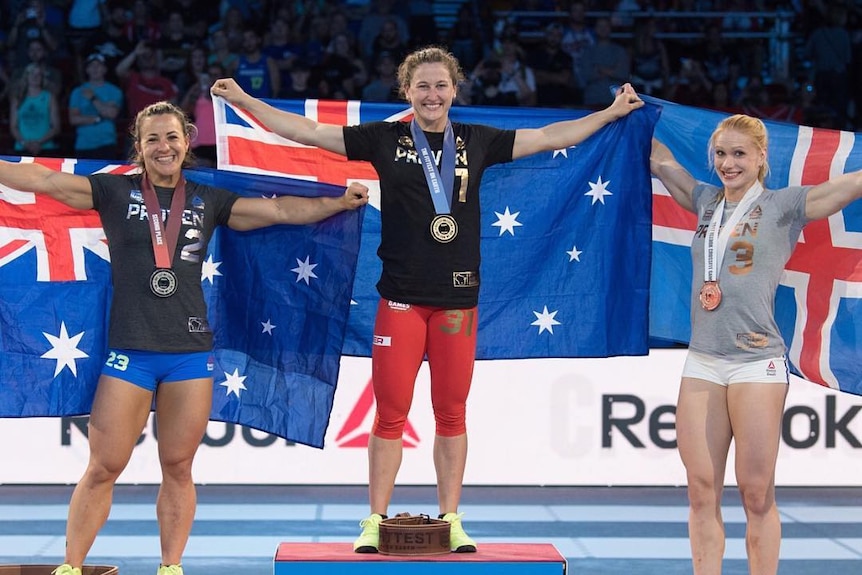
[215, 97, 660, 359]
[649, 98, 862, 396]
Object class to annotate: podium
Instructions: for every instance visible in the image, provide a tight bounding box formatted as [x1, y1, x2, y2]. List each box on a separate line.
[273, 543, 567, 574]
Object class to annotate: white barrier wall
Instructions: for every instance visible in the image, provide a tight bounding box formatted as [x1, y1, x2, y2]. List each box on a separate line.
[1, 349, 861, 485]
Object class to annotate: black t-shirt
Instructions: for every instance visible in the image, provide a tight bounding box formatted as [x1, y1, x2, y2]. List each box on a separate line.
[343, 121, 515, 307]
[89, 173, 238, 352]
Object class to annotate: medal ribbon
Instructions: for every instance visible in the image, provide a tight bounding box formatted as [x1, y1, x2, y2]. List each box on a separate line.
[410, 119, 455, 214]
[703, 182, 763, 283]
[140, 173, 186, 269]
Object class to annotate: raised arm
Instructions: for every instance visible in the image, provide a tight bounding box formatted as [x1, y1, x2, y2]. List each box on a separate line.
[227, 181, 369, 231]
[210, 77, 347, 156]
[511, 83, 644, 160]
[805, 170, 862, 220]
[650, 138, 697, 213]
[0, 160, 93, 210]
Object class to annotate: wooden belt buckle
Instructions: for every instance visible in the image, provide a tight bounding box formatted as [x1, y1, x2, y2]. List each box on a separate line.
[378, 512, 450, 556]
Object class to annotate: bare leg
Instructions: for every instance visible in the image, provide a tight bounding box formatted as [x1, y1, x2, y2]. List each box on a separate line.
[729, 382, 787, 575]
[367, 435, 403, 515]
[676, 377, 732, 575]
[434, 433, 467, 514]
[153, 377, 212, 565]
[64, 376, 153, 566]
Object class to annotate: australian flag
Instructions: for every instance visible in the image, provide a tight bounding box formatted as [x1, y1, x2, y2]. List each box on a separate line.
[648, 97, 862, 396]
[0, 157, 363, 447]
[216, 98, 659, 358]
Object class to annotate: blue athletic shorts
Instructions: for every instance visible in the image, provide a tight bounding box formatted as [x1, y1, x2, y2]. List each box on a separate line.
[102, 349, 214, 391]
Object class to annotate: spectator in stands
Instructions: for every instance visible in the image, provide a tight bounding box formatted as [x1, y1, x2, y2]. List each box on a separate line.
[207, 28, 239, 78]
[666, 56, 712, 106]
[697, 24, 738, 88]
[369, 17, 410, 72]
[528, 23, 577, 107]
[122, 0, 160, 47]
[116, 40, 179, 128]
[469, 57, 519, 106]
[362, 51, 400, 102]
[280, 60, 320, 100]
[806, 4, 852, 129]
[159, 11, 195, 84]
[207, 6, 244, 53]
[358, 0, 410, 64]
[83, 3, 134, 85]
[448, 3, 485, 72]
[10, 63, 60, 157]
[561, 1, 595, 98]
[580, 18, 630, 108]
[235, 27, 280, 99]
[6, 0, 61, 69]
[181, 61, 223, 167]
[497, 35, 537, 107]
[66, 0, 107, 63]
[319, 32, 367, 100]
[629, 18, 669, 97]
[175, 44, 207, 97]
[263, 16, 303, 92]
[68, 53, 123, 160]
[10, 38, 62, 96]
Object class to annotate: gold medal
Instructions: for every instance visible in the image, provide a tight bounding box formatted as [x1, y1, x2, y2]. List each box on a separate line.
[699, 281, 721, 311]
[430, 214, 458, 243]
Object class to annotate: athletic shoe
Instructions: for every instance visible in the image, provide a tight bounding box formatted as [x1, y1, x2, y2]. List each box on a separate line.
[353, 513, 384, 553]
[52, 566, 81, 575]
[156, 565, 183, 575]
[441, 512, 477, 552]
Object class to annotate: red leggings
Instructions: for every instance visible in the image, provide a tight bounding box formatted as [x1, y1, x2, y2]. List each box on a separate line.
[371, 299, 478, 440]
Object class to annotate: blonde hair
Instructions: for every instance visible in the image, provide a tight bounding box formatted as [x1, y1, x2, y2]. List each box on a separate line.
[396, 46, 464, 100]
[129, 101, 197, 168]
[708, 114, 770, 184]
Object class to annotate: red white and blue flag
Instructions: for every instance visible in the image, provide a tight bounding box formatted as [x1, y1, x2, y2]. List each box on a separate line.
[649, 98, 862, 395]
[215, 97, 659, 359]
[0, 158, 363, 447]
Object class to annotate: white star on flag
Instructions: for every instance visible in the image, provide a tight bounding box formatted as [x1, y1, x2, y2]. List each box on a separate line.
[552, 145, 576, 158]
[531, 306, 561, 335]
[261, 319, 276, 334]
[585, 176, 613, 205]
[219, 368, 248, 397]
[291, 255, 318, 284]
[566, 245, 583, 262]
[492, 207, 523, 236]
[41, 321, 89, 377]
[201, 254, 223, 283]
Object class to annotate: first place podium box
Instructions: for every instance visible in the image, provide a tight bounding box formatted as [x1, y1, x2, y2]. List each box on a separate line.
[274, 543, 567, 574]
[0, 567, 118, 575]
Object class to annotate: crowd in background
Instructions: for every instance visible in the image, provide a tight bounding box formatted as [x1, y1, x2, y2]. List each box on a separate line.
[0, 0, 859, 162]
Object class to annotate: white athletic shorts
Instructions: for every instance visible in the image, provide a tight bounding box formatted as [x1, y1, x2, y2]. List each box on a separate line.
[682, 350, 789, 386]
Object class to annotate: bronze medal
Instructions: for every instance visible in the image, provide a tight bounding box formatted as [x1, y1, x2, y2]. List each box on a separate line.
[699, 281, 721, 311]
[430, 214, 458, 243]
[150, 268, 178, 297]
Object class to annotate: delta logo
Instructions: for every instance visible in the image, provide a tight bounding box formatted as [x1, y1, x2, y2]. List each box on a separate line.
[334, 379, 420, 448]
[767, 360, 776, 377]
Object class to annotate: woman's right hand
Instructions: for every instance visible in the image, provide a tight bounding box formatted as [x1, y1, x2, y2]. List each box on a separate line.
[210, 77, 247, 106]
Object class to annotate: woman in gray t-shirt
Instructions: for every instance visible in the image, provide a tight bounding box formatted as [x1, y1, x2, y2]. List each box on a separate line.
[651, 114, 862, 575]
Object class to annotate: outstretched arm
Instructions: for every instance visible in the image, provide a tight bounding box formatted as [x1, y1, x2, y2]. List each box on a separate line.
[511, 83, 644, 160]
[0, 160, 93, 209]
[805, 170, 862, 220]
[650, 138, 696, 213]
[211, 77, 347, 156]
[227, 181, 369, 231]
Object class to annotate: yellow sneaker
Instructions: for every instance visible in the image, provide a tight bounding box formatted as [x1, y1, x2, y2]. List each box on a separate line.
[353, 513, 384, 553]
[441, 512, 477, 552]
[157, 565, 183, 575]
[52, 566, 81, 575]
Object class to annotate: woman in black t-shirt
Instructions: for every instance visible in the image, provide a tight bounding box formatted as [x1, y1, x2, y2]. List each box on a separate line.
[212, 46, 643, 555]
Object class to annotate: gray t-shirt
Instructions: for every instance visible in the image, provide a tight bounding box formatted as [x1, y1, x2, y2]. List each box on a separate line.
[688, 183, 810, 359]
[89, 173, 238, 352]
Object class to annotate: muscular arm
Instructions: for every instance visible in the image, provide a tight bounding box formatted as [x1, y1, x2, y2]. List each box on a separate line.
[805, 170, 862, 220]
[227, 182, 369, 231]
[211, 78, 346, 155]
[0, 160, 93, 209]
[650, 138, 697, 213]
[511, 83, 643, 160]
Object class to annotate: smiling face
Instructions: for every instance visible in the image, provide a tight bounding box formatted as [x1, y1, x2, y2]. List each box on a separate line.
[135, 113, 190, 187]
[404, 62, 457, 132]
[711, 129, 765, 199]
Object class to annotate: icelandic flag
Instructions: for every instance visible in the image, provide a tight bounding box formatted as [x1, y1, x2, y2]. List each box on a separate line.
[649, 97, 862, 395]
[0, 157, 363, 447]
[215, 98, 660, 358]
